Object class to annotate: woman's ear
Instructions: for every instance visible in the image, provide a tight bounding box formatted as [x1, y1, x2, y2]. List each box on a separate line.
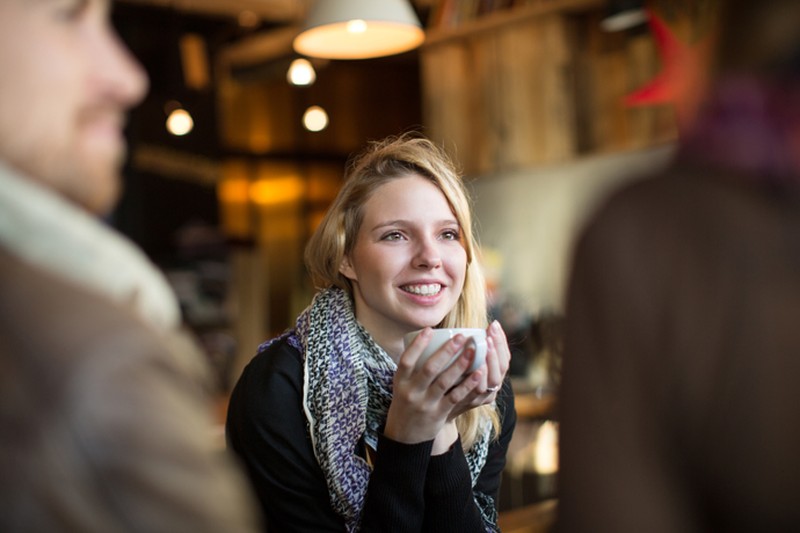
[339, 255, 357, 281]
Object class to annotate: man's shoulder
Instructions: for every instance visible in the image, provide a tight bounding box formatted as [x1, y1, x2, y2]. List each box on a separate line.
[0, 247, 207, 384]
[0, 248, 155, 342]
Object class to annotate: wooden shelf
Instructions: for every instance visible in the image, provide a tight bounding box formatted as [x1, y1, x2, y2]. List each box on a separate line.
[424, 0, 605, 46]
[418, 0, 681, 175]
[515, 391, 557, 419]
[498, 499, 558, 533]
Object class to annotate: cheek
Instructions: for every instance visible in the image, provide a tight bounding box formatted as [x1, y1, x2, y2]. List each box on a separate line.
[0, 56, 73, 138]
[446, 248, 468, 281]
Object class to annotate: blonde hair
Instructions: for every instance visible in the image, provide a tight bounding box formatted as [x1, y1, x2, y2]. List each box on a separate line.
[305, 133, 500, 447]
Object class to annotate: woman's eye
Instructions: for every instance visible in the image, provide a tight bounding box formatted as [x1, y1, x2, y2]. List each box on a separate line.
[441, 229, 460, 240]
[381, 231, 405, 241]
[53, 0, 89, 22]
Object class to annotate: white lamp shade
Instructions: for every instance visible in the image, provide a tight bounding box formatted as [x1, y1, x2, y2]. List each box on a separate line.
[294, 0, 425, 60]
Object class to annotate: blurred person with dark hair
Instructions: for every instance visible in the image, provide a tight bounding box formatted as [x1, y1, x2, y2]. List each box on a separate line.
[0, 1, 259, 530]
[559, 0, 800, 531]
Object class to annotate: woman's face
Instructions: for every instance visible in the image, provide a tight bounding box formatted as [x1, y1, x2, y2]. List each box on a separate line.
[340, 174, 468, 343]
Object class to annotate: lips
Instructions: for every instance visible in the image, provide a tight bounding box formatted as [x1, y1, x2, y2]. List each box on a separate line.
[400, 283, 442, 296]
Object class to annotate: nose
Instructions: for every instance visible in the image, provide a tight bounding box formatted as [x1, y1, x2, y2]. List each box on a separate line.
[413, 237, 442, 270]
[91, 21, 149, 108]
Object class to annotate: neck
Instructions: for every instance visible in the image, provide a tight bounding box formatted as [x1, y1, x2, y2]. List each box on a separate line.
[355, 318, 407, 363]
[348, 292, 408, 362]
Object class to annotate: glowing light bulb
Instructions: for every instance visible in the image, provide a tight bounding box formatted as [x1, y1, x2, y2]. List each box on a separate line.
[303, 106, 329, 132]
[346, 19, 368, 34]
[287, 58, 316, 86]
[166, 108, 193, 136]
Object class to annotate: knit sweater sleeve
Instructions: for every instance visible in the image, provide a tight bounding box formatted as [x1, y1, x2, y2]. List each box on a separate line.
[423, 377, 517, 533]
[359, 435, 433, 531]
[361, 377, 516, 533]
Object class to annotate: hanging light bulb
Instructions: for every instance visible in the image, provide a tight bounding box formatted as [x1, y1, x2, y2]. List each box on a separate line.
[287, 58, 317, 86]
[303, 106, 329, 132]
[166, 106, 194, 136]
[293, 0, 425, 60]
[601, 0, 648, 32]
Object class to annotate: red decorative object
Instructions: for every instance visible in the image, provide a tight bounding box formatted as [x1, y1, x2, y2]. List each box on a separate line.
[624, 9, 711, 120]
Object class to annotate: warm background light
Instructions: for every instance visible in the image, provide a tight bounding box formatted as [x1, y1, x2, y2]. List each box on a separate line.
[294, 21, 424, 59]
[303, 105, 329, 132]
[166, 108, 194, 136]
[533, 421, 559, 475]
[346, 19, 367, 33]
[249, 177, 305, 206]
[217, 163, 253, 240]
[287, 58, 317, 86]
[293, 0, 424, 60]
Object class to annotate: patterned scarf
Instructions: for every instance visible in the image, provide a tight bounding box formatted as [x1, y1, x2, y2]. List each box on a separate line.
[262, 287, 494, 532]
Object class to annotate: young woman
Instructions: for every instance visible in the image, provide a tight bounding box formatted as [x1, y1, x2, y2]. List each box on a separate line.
[226, 134, 516, 532]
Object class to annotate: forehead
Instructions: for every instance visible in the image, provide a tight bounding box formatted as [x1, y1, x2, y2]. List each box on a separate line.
[2, 0, 108, 14]
[363, 175, 454, 218]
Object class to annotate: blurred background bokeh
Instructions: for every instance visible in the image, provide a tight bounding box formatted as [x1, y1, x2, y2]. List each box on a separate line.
[110, 1, 718, 528]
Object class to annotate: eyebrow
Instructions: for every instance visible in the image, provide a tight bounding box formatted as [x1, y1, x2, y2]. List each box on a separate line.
[370, 219, 460, 232]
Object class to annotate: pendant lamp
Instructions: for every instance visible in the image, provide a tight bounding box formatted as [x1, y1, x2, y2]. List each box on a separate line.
[293, 0, 425, 60]
[600, 0, 648, 32]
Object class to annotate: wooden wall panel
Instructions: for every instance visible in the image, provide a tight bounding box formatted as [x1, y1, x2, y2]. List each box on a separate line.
[423, 14, 577, 175]
[420, 42, 475, 170]
[420, 2, 692, 176]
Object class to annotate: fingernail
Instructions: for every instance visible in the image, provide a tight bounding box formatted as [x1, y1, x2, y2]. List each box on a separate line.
[491, 320, 501, 333]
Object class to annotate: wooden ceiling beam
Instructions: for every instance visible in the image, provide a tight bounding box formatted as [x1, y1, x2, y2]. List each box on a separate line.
[116, 0, 307, 22]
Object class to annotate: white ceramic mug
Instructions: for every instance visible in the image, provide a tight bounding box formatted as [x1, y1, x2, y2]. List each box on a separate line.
[403, 328, 487, 374]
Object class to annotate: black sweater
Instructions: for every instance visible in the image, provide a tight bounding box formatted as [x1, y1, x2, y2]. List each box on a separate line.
[226, 337, 516, 532]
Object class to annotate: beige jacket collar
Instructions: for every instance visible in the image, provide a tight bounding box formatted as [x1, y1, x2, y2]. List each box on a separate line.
[0, 161, 180, 331]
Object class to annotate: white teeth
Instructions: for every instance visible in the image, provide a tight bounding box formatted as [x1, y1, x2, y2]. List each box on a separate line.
[403, 283, 441, 296]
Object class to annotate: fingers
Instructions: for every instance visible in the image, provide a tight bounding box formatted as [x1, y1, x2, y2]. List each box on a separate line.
[395, 329, 499, 425]
[399, 332, 472, 395]
[485, 335, 501, 390]
[396, 327, 432, 378]
[442, 364, 484, 413]
[387, 335, 480, 443]
[425, 335, 473, 394]
[485, 320, 511, 392]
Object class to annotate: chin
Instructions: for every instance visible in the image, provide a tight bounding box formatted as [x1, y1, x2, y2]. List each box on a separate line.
[79, 166, 123, 215]
[409, 312, 449, 330]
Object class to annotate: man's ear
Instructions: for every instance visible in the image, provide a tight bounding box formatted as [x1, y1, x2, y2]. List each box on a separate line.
[339, 255, 357, 281]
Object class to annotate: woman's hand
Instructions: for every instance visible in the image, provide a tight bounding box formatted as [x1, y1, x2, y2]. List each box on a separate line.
[383, 328, 484, 448]
[439, 320, 512, 419]
[383, 323, 511, 452]
[484, 319, 512, 397]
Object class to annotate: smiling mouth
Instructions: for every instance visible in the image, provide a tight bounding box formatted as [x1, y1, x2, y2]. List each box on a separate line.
[401, 283, 442, 296]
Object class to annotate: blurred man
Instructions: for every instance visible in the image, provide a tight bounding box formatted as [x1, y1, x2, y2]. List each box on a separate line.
[0, 1, 259, 530]
[559, 0, 800, 531]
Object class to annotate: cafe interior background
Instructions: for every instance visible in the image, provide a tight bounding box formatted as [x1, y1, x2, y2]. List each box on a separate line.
[111, 0, 716, 529]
